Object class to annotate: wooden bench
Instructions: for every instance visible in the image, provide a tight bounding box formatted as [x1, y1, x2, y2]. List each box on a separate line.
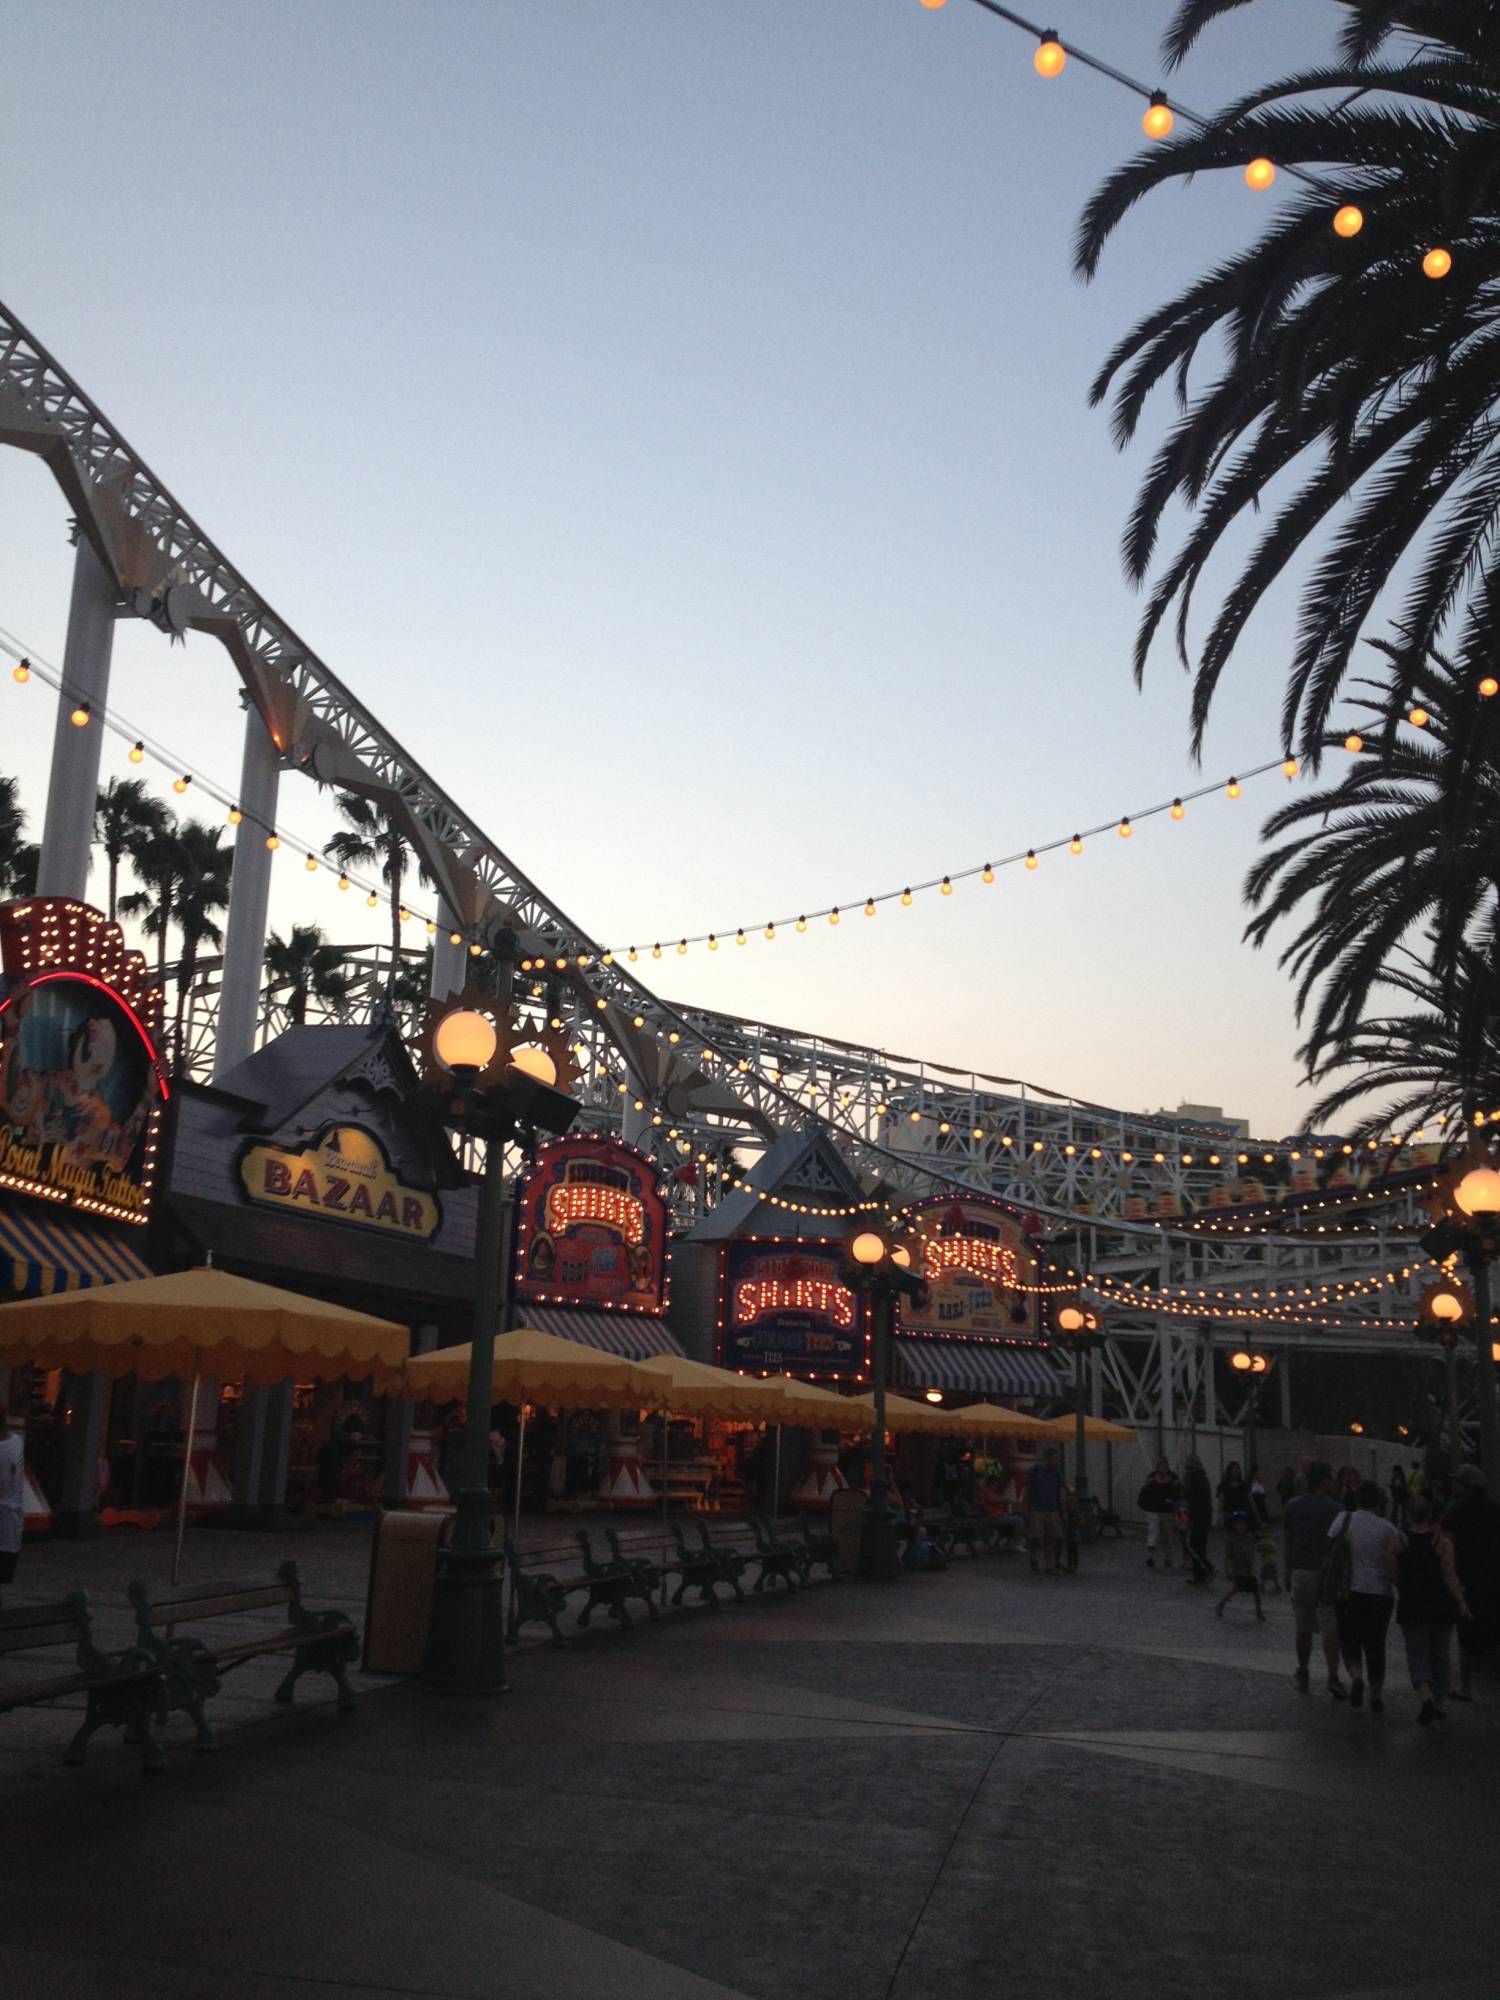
[127, 1562, 359, 1754]
[0, 1592, 168, 1771]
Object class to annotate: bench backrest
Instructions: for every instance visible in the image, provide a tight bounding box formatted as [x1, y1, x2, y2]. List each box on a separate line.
[129, 1580, 293, 1627]
[0, 1593, 92, 1655]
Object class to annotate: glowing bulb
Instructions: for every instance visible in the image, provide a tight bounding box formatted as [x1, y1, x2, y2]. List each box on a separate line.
[709, 935, 719, 951]
[1282, 756, 1298, 778]
[910, 1111, 921, 1124]
[1333, 204, 1364, 238]
[1118, 817, 1132, 839]
[449, 929, 461, 944]
[925, 1389, 943, 1404]
[850, 1230, 887, 1265]
[1430, 1290, 1464, 1324]
[918, 0, 947, 9]
[433, 1009, 499, 1074]
[265, 832, 280, 851]
[765, 925, 775, 940]
[901, 888, 912, 906]
[227, 805, 243, 826]
[1025, 850, 1037, 870]
[510, 1044, 558, 1086]
[1423, 247, 1452, 280]
[11, 658, 29, 684]
[70, 701, 91, 727]
[652, 944, 662, 959]
[677, 940, 687, 956]
[1170, 798, 1184, 820]
[628, 947, 637, 961]
[1481, 676, 1499, 699]
[305, 853, 318, 872]
[1226, 777, 1241, 799]
[1409, 706, 1428, 728]
[736, 929, 746, 946]
[865, 898, 876, 916]
[1034, 33, 1065, 77]
[1069, 835, 1083, 855]
[1344, 732, 1364, 754]
[796, 916, 807, 932]
[601, 951, 613, 966]
[128, 740, 144, 763]
[1245, 157, 1275, 190]
[1142, 93, 1173, 140]
[367, 891, 378, 907]
[829, 908, 840, 925]
[940, 876, 952, 896]
[469, 941, 482, 956]
[336, 873, 349, 890]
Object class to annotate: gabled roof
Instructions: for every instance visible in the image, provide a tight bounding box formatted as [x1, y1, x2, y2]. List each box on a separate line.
[686, 1124, 868, 1242]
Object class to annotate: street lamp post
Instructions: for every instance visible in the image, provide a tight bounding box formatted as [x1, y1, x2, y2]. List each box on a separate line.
[1054, 1303, 1099, 1522]
[1421, 1152, 1500, 1490]
[842, 1225, 924, 1583]
[1230, 1349, 1270, 1472]
[420, 1002, 578, 1695]
[1417, 1275, 1474, 1475]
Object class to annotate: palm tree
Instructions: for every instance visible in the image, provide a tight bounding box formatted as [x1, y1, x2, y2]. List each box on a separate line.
[323, 792, 432, 995]
[120, 818, 232, 1060]
[119, 821, 183, 981]
[1076, 1, 1500, 754]
[0, 775, 38, 898]
[264, 925, 356, 1025]
[1244, 643, 1500, 1067]
[94, 777, 169, 923]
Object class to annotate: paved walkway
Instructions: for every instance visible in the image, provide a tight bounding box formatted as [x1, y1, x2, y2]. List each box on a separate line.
[2, 1521, 1497, 2000]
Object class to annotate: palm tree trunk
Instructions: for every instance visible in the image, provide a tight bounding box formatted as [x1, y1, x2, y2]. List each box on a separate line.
[387, 849, 403, 996]
[107, 850, 119, 924]
[292, 984, 308, 1026]
[174, 938, 197, 1071]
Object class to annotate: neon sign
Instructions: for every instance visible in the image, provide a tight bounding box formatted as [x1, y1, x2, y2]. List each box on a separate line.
[515, 1136, 669, 1315]
[734, 1278, 855, 1330]
[544, 1174, 646, 1246]
[924, 1235, 1020, 1288]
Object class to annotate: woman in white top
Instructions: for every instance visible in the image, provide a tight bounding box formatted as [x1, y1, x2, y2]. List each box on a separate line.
[1329, 1482, 1403, 1712]
[0, 1402, 25, 1604]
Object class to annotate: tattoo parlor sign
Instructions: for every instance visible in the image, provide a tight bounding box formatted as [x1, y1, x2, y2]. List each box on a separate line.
[239, 1125, 441, 1240]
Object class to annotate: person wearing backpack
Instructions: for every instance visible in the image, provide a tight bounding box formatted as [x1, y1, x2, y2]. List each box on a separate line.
[1328, 1482, 1403, 1713]
[1396, 1497, 1470, 1725]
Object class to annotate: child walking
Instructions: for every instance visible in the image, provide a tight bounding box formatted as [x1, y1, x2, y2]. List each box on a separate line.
[1216, 1514, 1266, 1621]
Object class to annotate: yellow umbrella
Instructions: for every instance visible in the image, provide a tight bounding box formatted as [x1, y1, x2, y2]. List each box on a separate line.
[763, 1376, 871, 1433]
[403, 1326, 653, 1410]
[932, 1401, 1050, 1438]
[0, 1265, 410, 1386]
[0, 1265, 412, 1583]
[631, 1353, 793, 1424]
[1034, 1413, 1139, 1444]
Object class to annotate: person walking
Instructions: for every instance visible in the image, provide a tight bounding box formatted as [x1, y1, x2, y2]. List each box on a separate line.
[1138, 1457, 1182, 1569]
[1215, 1513, 1266, 1621]
[1444, 1463, 1500, 1702]
[1395, 1498, 1469, 1724]
[1283, 1462, 1348, 1699]
[1026, 1447, 1065, 1575]
[0, 1404, 24, 1607]
[1329, 1482, 1402, 1713]
[1217, 1460, 1254, 1527]
[1183, 1454, 1215, 1585]
[1389, 1463, 1409, 1530]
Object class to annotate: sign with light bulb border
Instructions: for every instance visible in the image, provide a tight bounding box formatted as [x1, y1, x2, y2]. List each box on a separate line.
[0, 898, 168, 1225]
[896, 1194, 1042, 1342]
[718, 1236, 868, 1384]
[513, 1134, 670, 1316]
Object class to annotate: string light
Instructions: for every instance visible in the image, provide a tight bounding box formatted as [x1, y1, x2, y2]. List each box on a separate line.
[306, 853, 319, 872]
[1333, 205, 1364, 238]
[172, 774, 191, 794]
[11, 658, 29, 684]
[1481, 677, 1498, 699]
[227, 805, 243, 826]
[265, 832, 280, 851]
[1118, 817, 1132, 838]
[981, 864, 994, 883]
[1423, 248, 1452, 280]
[1409, 707, 1429, 728]
[1345, 732, 1364, 754]
[1226, 777, 1241, 799]
[1142, 92, 1172, 139]
[1244, 157, 1275, 190]
[70, 700, 90, 727]
[1033, 31, 1066, 78]
[1170, 798, 1184, 819]
[128, 740, 144, 763]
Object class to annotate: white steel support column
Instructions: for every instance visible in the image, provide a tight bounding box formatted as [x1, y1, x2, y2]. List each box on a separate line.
[431, 900, 467, 1002]
[621, 1077, 651, 1150]
[36, 537, 118, 899]
[215, 705, 281, 1078]
[1279, 1351, 1292, 1430]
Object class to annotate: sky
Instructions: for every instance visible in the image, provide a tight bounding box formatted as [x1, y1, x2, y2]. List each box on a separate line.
[0, 0, 1351, 1138]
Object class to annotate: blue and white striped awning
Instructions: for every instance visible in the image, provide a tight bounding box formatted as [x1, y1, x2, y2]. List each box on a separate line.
[893, 1336, 1060, 1400]
[520, 1305, 684, 1360]
[0, 1205, 152, 1297]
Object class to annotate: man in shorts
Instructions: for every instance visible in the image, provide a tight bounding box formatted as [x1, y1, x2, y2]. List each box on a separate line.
[1283, 1460, 1347, 1699]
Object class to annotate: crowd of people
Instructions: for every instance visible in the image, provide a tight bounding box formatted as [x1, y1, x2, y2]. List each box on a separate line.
[1134, 1449, 1500, 1725]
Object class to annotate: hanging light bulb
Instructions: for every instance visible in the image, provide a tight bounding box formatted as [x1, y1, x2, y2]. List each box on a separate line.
[70, 700, 91, 727]
[829, 907, 840, 925]
[764, 924, 775, 940]
[628, 946, 638, 961]
[1034, 31, 1065, 77]
[651, 943, 662, 959]
[735, 927, 747, 946]
[864, 897, 876, 916]
[449, 929, 461, 944]
[366, 890, 378, 906]
[796, 915, 807, 932]
[1170, 798, 1185, 820]
[981, 863, 994, 883]
[469, 940, 483, 956]
[426, 919, 437, 935]
[1226, 776, 1241, 799]
[676, 939, 687, 955]
[1118, 817, 1133, 838]
[11, 658, 29, 684]
[940, 876, 953, 895]
[601, 950, 614, 966]
[708, 934, 719, 951]
[1069, 834, 1083, 855]
[266, 832, 280, 851]
[305, 853, 318, 872]
[1142, 91, 1173, 139]
[1245, 157, 1276, 190]
[901, 888, 912, 906]
[1481, 677, 1499, 699]
[227, 804, 243, 826]
[128, 740, 145, 763]
[1344, 732, 1364, 754]
[1333, 204, 1364, 238]
[1409, 706, 1429, 728]
[1282, 756, 1298, 778]
[1423, 247, 1452, 279]
[337, 872, 349, 890]
[172, 773, 191, 793]
[1025, 850, 1038, 870]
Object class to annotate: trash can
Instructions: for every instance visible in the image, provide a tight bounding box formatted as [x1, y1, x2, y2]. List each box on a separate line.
[362, 1508, 450, 1674]
[829, 1488, 867, 1577]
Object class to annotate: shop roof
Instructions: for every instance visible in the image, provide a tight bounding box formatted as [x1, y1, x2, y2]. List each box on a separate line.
[686, 1125, 868, 1242]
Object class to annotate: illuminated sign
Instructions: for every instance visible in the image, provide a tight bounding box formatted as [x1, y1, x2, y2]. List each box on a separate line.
[515, 1135, 669, 1315]
[239, 1125, 441, 1239]
[720, 1240, 865, 1382]
[899, 1196, 1040, 1340]
[0, 900, 168, 1224]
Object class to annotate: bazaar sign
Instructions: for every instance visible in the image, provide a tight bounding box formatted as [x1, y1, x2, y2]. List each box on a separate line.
[720, 1239, 865, 1383]
[239, 1124, 441, 1240]
[898, 1195, 1040, 1340]
[0, 899, 168, 1225]
[515, 1135, 669, 1315]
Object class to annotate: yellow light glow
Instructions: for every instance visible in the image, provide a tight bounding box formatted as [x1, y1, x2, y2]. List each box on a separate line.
[1245, 157, 1275, 190]
[305, 854, 318, 872]
[70, 702, 90, 727]
[1345, 732, 1364, 753]
[652, 944, 662, 959]
[1034, 35, 1065, 77]
[11, 659, 29, 684]
[1056, 1305, 1085, 1333]
[829, 908, 840, 925]
[1025, 850, 1037, 869]
[449, 929, 461, 943]
[266, 833, 280, 851]
[1226, 777, 1241, 799]
[128, 740, 144, 762]
[765, 924, 775, 940]
[850, 1230, 887, 1265]
[469, 942, 482, 956]
[1170, 798, 1184, 820]
[1409, 707, 1429, 728]
[1069, 835, 1083, 855]
[1333, 205, 1364, 238]
[1119, 818, 1133, 839]
[677, 940, 687, 955]
[1231, 1350, 1252, 1371]
[981, 864, 994, 883]
[865, 898, 876, 916]
[891, 1245, 912, 1268]
[433, 1009, 499, 1073]
[1430, 1291, 1464, 1323]
[510, 1044, 558, 1085]
[228, 806, 243, 825]
[1142, 94, 1173, 140]
[901, 888, 912, 905]
[940, 877, 953, 896]
[172, 775, 190, 794]
[796, 916, 807, 932]
[1454, 1165, 1500, 1216]
[925, 1388, 943, 1403]
[1423, 247, 1452, 279]
[1282, 757, 1298, 778]
[918, 0, 947, 9]
[1481, 677, 1499, 699]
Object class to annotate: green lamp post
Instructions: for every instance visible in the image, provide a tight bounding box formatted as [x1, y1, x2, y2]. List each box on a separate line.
[1421, 1150, 1500, 1490]
[841, 1223, 925, 1583]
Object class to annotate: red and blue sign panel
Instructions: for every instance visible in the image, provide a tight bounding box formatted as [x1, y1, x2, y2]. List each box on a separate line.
[719, 1239, 866, 1383]
[513, 1135, 669, 1315]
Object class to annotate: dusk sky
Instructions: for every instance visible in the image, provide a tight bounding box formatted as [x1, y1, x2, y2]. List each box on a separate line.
[1, 0, 1350, 1137]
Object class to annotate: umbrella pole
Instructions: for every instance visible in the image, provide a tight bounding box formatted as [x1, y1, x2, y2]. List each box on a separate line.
[172, 1368, 201, 1587]
[659, 1409, 669, 1607]
[508, 1403, 527, 1636]
[772, 1423, 782, 1525]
